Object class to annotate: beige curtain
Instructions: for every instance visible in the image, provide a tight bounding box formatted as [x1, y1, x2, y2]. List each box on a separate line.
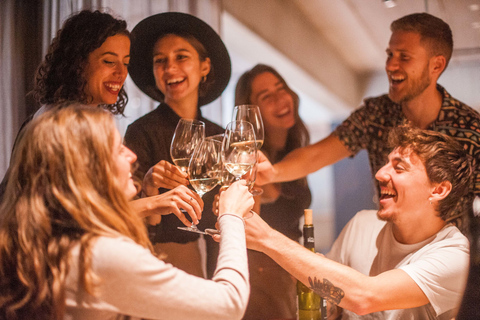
[0, 0, 224, 178]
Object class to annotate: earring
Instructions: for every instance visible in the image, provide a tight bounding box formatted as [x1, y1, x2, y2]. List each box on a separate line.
[202, 75, 207, 83]
[428, 198, 432, 205]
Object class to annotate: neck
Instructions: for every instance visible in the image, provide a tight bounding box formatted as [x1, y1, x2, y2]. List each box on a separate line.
[166, 96, 198, 119]
[266, 128, 288, 152]
[391, 210, 447, 244]
[401, 84, 442, 129]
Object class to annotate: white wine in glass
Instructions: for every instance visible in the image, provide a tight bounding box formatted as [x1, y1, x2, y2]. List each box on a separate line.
[222, 120, 257, 181]
[232, 104, 264, 149]
[188, 139, 222, 198]
[170, 119, 205, 172]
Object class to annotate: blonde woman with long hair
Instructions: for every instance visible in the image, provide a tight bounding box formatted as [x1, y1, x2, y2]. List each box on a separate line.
[0, 104, 253, 320]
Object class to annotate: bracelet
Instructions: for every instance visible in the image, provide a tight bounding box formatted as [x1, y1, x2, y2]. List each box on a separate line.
[218, 213, 246, 227]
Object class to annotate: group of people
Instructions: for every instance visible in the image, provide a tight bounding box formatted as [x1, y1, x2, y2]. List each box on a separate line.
[0, 7, 478, 320]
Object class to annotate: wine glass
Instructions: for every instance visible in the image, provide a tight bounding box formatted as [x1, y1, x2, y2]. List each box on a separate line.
[222, 120, 257, 181]
[170, 119, 205, 172]
[188, 139, 222, 198]
[178, 138, 222, 235]
[232, 105, 264, 149]
[242, 154, 263, 196]
[207, 134, 236, 190]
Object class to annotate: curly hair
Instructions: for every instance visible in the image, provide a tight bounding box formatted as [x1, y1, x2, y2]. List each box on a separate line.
[388, 126, 474, 226]
[33, 10, 130, 115]
[0, 104, 151, 319]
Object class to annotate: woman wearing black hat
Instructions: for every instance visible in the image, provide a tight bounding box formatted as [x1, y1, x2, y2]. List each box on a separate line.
[124, 12, 231, 277]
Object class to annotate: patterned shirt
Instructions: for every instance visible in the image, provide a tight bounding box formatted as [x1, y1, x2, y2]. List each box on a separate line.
[334, 85, 480, 225]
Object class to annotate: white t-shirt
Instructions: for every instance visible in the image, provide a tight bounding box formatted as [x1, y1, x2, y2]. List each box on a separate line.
[64, 215, 249, 320]
[326, 210, 469, 320]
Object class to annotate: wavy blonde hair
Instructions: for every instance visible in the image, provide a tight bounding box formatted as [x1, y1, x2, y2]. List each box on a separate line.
[0, 104, 151, 319]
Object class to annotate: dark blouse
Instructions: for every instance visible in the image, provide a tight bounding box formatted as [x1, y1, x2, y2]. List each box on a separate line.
[124, 103, 224, 244]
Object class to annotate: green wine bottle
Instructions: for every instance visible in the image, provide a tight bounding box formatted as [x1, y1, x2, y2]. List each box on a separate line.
[297, 209, 325, 320]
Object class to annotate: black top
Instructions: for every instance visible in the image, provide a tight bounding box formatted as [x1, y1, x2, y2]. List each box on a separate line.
[260, 149, 311, 241]
[124, 103, 224, 244]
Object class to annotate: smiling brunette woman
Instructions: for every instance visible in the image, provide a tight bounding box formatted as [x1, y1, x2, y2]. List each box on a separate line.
[235, 64, 311, 320]
[0, 10, 202, 225]
[124, 12, 231, 278]
[0, 104, 253, 320]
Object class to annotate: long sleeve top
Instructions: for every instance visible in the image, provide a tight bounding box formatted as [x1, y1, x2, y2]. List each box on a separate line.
[64, 215, 249, 320]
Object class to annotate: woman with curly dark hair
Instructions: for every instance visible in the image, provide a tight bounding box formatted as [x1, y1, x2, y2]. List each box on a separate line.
[33, 9, 130, 114]
[1, 10, 204, 227]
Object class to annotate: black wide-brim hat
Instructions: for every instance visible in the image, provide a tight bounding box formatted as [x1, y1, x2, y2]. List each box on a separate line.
[128, 12, 231, 106]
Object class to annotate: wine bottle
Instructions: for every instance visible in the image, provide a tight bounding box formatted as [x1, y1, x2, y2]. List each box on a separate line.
[297, 209, 325, 320]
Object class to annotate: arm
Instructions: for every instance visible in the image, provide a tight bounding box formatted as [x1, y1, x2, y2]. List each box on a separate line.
[70, 182, 254, 320]
[256, 134, 351, 185]
[245, 213, 429, 315]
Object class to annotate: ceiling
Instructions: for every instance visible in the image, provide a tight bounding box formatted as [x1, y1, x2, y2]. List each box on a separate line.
[293, 0, 480, 73]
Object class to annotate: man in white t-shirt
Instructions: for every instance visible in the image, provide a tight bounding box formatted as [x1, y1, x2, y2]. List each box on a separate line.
[244, 127, 473, 319]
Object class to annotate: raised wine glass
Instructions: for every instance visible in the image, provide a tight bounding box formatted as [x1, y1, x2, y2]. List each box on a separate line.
[222, 120, 257, 181]
[232, 104, 264, 149]
[170, 119, 205, 173]
[178, 138, 222, 235]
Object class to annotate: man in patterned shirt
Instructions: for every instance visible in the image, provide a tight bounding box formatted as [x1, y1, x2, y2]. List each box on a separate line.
[257, 12, 480, 229]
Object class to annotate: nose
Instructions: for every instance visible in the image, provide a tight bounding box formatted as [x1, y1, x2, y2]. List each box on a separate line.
[375, 163, 390, 183]
[114, 63, 128, 79]
[385, 56, 399, 73]
[164, 59, 177, 72]
[126, 147, 137, 164]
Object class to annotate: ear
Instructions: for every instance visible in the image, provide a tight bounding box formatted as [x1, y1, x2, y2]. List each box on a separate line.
[200, 57, 211, 77]
[430, 55, 446, 78]
[430, 180, 452, 202]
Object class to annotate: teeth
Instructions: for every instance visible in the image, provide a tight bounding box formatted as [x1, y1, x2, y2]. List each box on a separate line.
[380, 189, 396, 196]
[105, 83, 121, 91]
[390, 75, 404, 81]
[167, 78, 184, 85]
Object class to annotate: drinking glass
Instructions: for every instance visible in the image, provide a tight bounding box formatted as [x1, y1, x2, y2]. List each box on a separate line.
[222, 120, 257, 180]
[178, 138, 222, 235]
[188, 139, 222, 198]
[170, 119, 205, 172]
[232, 105, 264, 149]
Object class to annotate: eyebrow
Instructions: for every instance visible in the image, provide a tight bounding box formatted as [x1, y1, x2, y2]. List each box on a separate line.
[153, 48, 191, 56]
[101, 51, 130, 58]
[254, 81, 284, 101]
[391, 156, 412, 169]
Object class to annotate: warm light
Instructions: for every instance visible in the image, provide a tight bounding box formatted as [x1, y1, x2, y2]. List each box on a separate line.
[469, 4, 480, 11]
[384, 0, 397, 8]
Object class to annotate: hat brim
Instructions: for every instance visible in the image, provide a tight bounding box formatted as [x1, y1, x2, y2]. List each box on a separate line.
[128, 12, 231, 106]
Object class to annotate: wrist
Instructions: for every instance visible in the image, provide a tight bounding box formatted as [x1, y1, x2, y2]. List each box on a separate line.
[218, 213, 245, 227]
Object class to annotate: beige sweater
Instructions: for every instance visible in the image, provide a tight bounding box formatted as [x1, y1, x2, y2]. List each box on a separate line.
[64, 215, 249, 320]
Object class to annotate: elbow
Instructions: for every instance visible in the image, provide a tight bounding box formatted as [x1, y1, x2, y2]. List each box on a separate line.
[346, 291, 378, 316]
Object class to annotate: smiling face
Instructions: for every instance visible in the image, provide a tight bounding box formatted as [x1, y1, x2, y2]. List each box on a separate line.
[375, 147, 435, 224]
[112, 129, 138, 200]
[385, 31, 434, 104]
[152, 34, 211, 107]
[84, 34, 130, 106]
[249, 72, 296, 133]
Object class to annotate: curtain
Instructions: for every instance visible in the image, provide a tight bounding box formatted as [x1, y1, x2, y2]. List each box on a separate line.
[0, 0, 224, 178]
